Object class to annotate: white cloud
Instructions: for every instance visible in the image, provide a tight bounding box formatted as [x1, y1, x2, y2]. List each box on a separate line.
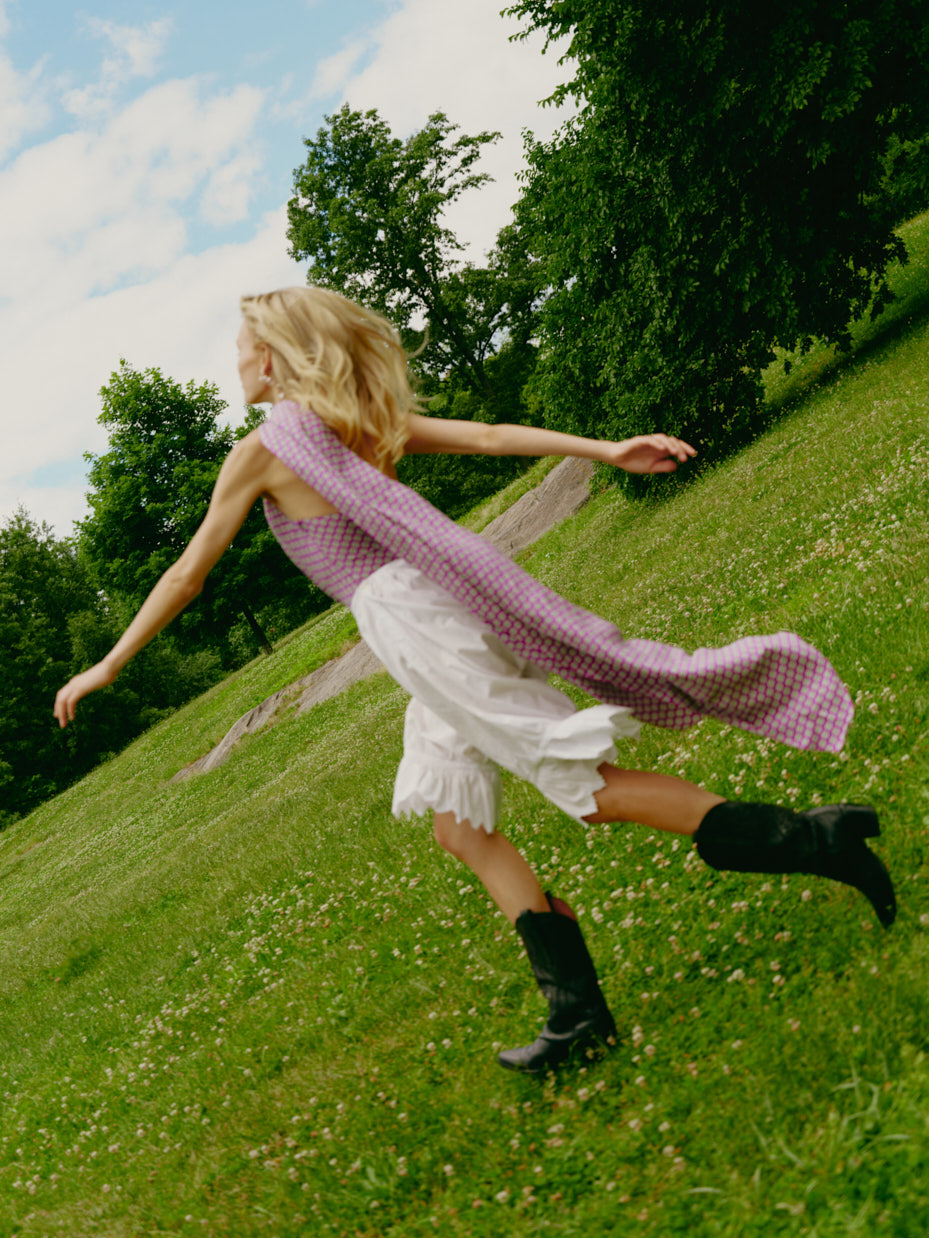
[0, 79, 265, 302]
[201, 151, 264, 227]
[306, 38, 369, 105]
[0, 65, 292, 535]
[321, 0, 575, 261]
[0, 208, 304, 534]
[0, 1, 51, 161]
[63, 16, 173, 120]
[96, 16, 173, 78]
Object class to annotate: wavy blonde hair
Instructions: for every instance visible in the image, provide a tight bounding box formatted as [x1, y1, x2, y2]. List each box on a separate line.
[240, 286, 419, 468]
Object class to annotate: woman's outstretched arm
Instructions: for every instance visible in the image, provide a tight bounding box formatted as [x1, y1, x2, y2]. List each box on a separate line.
[54, 435, 269, 727]
[403, 414, 697, 475]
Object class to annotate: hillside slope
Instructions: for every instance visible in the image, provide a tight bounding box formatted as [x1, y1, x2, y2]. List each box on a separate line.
[1, 217, 929, 1236]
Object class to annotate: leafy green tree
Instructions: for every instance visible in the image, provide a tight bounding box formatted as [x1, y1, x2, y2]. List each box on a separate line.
[79, 364, 326, 665]
[287, 107, 547, 512]
[509, 0, 929, 463]
[882, 131, 929, 224]
[287, 105, 540, 399]
[0, 509, 230, 824]
[0, 510, 96, 820]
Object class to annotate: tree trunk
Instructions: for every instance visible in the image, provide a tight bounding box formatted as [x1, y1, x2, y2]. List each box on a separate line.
[242, 603, 273, 656]
[414, 268, 495, 399]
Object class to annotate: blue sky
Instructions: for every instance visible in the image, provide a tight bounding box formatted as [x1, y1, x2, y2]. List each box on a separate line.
[0, 0, 571, 532]
[4, 0, 382, 251]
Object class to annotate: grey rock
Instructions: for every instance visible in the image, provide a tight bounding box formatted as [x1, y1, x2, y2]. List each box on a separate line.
[478, 456, 595, 557]
[294, 639, 384, 716]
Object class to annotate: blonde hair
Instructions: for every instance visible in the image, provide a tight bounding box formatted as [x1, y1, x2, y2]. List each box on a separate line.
[240, 286, 419, 468]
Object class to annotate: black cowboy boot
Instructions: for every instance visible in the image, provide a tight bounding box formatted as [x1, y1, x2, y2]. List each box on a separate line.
[695, 801, 896, 927]
[497, 894, 617, 1074]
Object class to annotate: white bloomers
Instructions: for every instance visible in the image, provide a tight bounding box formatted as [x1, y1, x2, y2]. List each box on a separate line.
[350, 560, 641, 834]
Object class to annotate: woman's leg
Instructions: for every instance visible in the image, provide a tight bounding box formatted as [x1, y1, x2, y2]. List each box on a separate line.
[432, 811, 549, 923]
[584, 763, 724, 832]
[432, 765, 723, 923]
[584, 763, 894, 928]
[433, 809, 616, 1074]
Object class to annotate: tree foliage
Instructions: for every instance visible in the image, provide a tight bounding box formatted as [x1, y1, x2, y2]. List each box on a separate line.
[882, 131, 929, 225]
[287, 105, 541, 399]
[0, 509, 227, 825]
[287, 105, 546, 513]
[0, 511, 96, 821]
[509, 0, 929, 461]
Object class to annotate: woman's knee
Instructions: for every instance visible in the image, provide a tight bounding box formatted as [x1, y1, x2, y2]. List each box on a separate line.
[432, 811, 489, 861]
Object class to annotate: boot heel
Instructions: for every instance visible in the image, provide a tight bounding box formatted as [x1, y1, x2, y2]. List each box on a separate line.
[806, 803, 880, 840]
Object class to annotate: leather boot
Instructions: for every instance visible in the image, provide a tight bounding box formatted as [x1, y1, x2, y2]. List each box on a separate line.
[695, 801, 896, 927]
[497, 893, 617, 1074]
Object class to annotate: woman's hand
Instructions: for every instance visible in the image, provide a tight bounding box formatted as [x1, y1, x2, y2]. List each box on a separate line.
[606, 434, 697, 474]
[54, 661, 118, 728]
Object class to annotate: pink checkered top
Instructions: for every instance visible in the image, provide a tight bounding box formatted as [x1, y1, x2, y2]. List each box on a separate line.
[259, 402, 854, 752]
[261, 505, 395, 603]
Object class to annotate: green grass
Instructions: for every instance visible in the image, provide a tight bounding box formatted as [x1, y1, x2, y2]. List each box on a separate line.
[2, 220, 929, 1236]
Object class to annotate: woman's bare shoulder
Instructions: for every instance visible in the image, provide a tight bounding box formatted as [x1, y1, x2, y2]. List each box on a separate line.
[224, 428, 275, 471]
[232, 427, 268, 453]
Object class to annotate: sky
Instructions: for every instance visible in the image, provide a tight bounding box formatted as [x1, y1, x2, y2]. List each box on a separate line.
[0, 0, 573, 536]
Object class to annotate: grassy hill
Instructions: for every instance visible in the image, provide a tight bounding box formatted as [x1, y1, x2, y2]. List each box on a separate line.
[2, 215, 929, 1236]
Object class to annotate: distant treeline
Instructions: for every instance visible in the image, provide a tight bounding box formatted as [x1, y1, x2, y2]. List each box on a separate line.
[4, 0, 929, 824]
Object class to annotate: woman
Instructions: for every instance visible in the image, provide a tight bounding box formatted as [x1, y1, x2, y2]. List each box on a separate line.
[55, 286, 895, 1074]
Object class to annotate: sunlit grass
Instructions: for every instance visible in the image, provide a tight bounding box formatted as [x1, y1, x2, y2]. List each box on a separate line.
[2, 219, 929, 1234]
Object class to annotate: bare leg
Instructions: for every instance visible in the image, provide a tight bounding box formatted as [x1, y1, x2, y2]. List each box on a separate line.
[433, 769, 725, 1074]
[584, 763, 724, 834]
[433, 766, 722, 922]
[432, 811, 549, 924]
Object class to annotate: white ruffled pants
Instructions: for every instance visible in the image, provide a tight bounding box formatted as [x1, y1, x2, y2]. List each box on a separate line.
[350, 561, 640, 834]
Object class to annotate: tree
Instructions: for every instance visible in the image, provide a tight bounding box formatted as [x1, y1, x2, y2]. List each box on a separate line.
[0, 510, 97, 820]
[287, 105, 540, 398]
[79, 363, 326, 667]
[287, 106, 547, 514]
[882, 130, 929, 224]
[0, 508, 230, 824]
[509, 0, 929, 461]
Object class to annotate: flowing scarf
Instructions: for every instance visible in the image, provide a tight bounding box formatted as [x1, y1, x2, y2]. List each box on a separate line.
[259, 402, 853, 753]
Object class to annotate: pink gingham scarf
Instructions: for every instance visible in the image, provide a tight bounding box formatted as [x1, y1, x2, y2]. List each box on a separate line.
[259, 402, 853, 752]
